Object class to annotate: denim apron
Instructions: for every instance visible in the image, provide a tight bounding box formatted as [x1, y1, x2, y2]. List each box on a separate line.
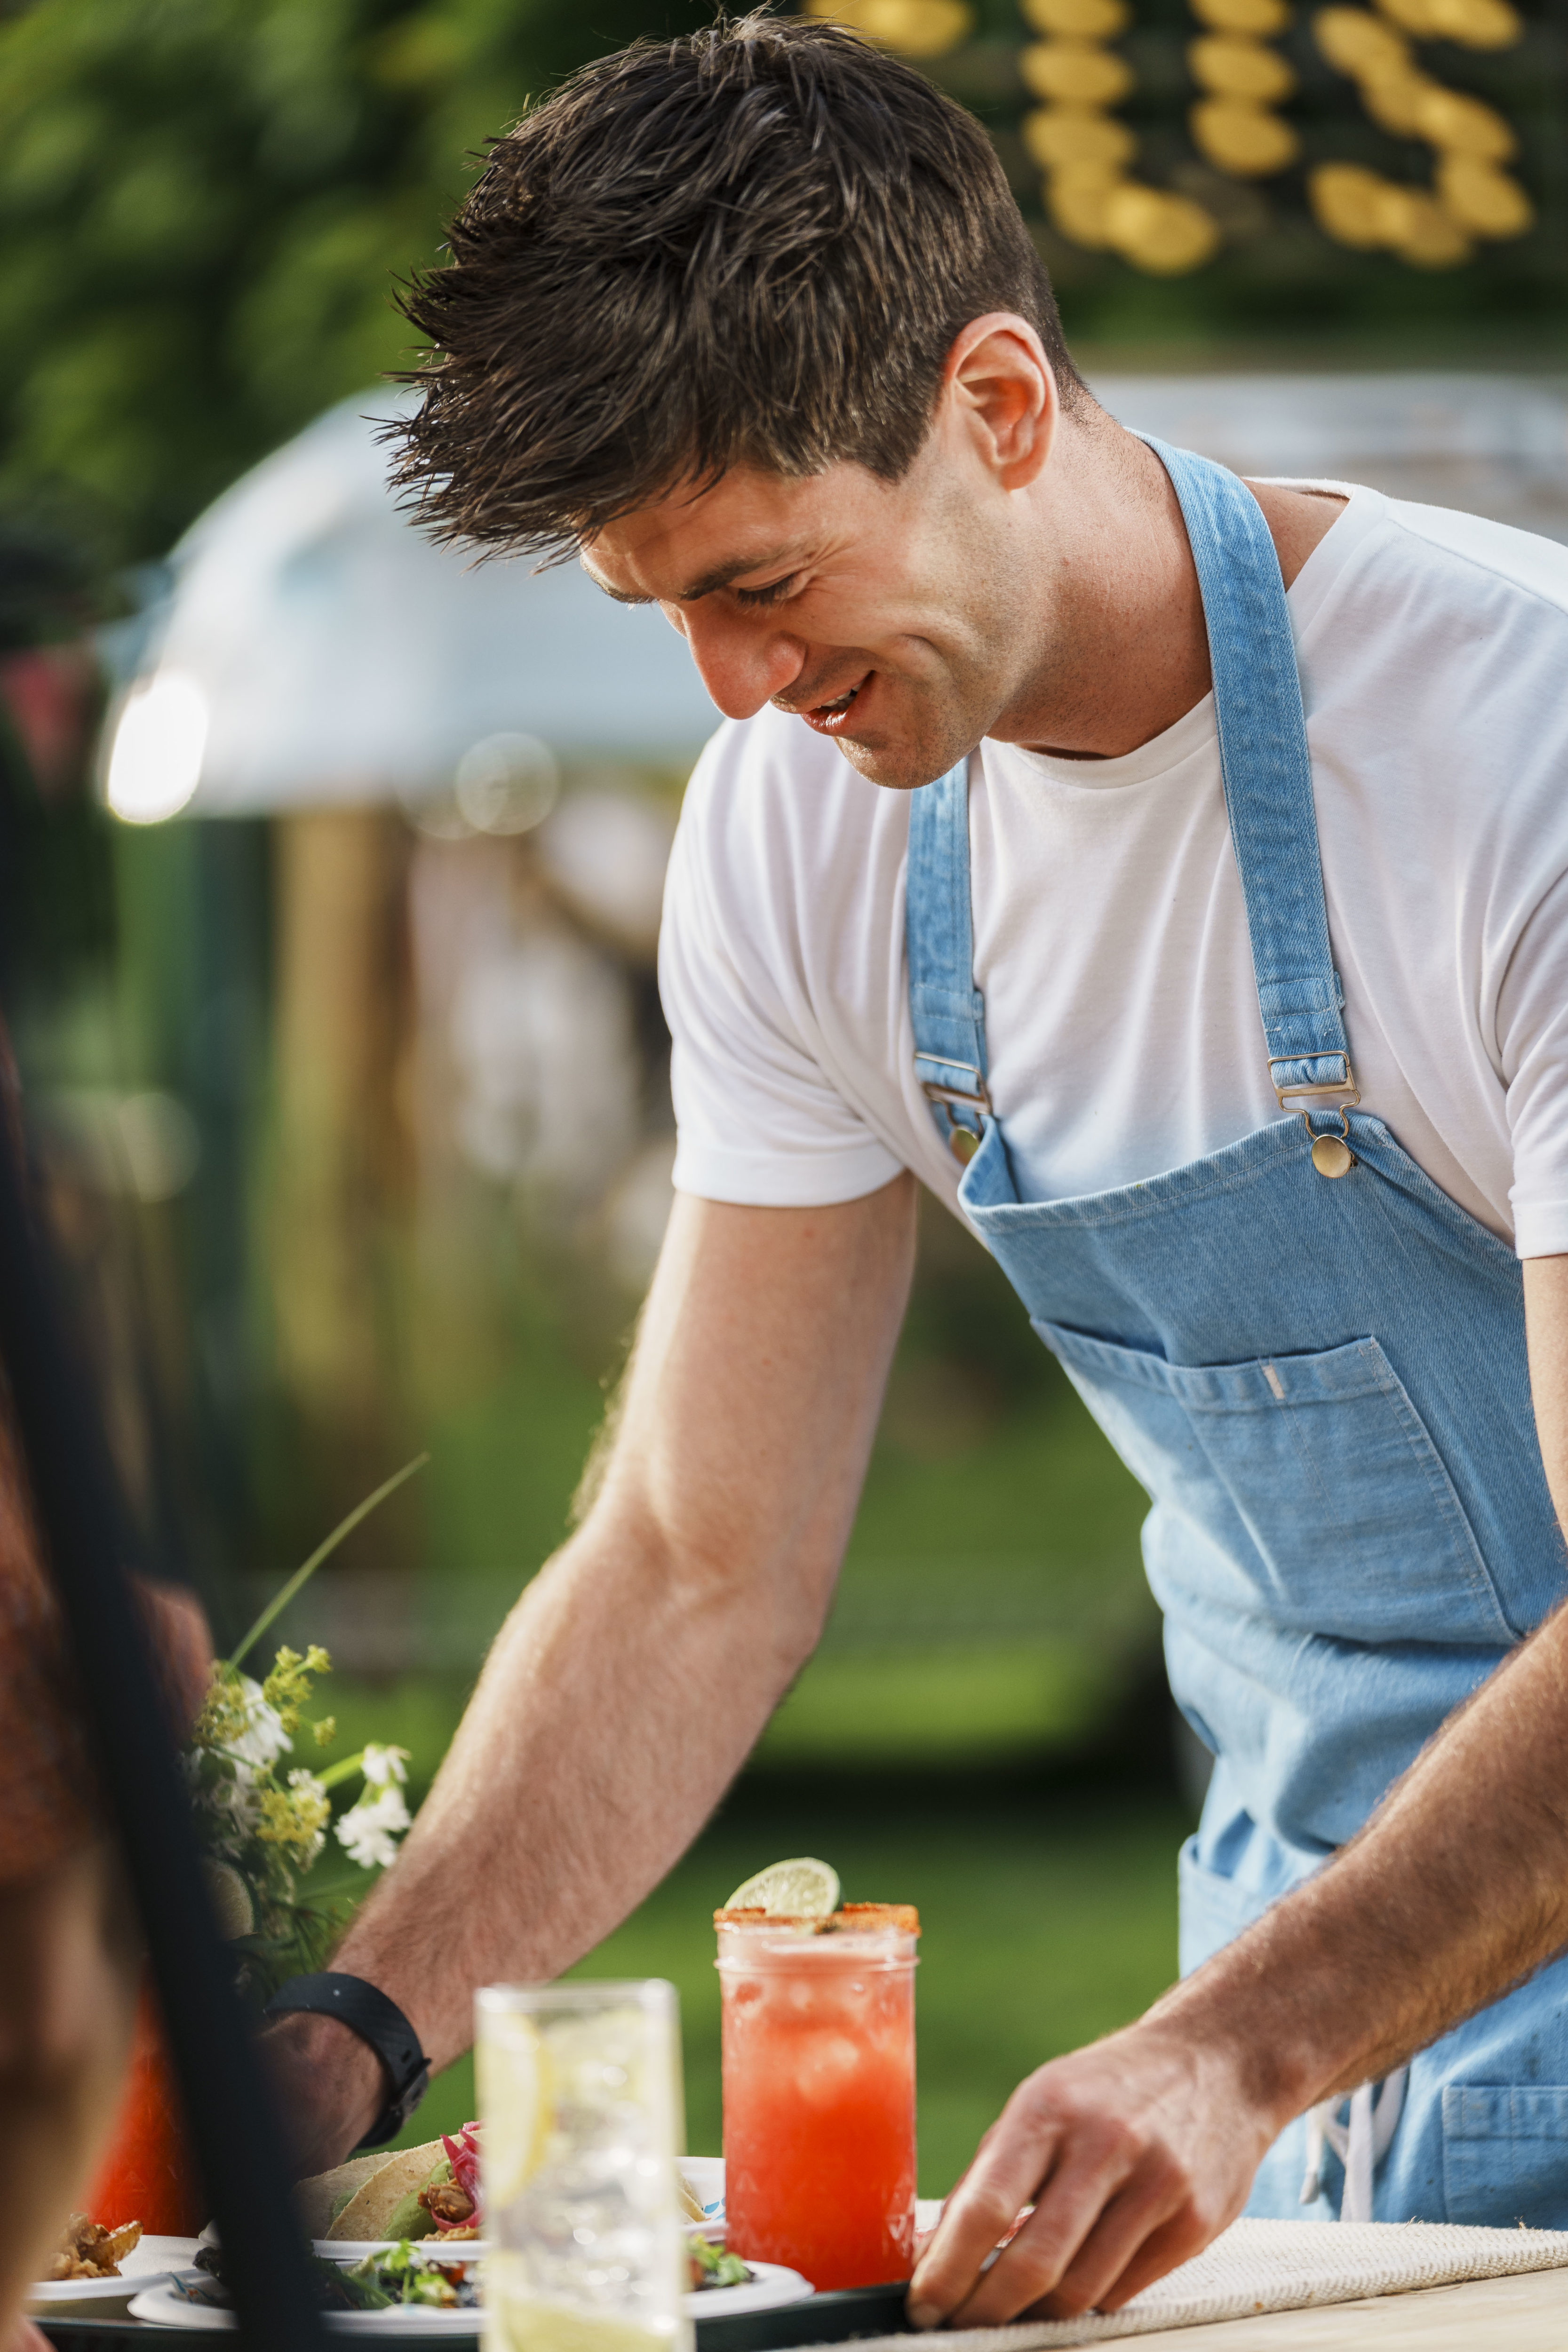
[905, 441, 1568, 2225]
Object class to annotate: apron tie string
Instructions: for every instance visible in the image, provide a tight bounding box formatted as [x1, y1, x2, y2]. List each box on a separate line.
[1300, 2067, 1408, 2219]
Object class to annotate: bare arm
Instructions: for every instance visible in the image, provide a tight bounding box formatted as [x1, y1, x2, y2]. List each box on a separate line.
[910, 1254, 1568, 2327]
[267, 1176, 918, 2169]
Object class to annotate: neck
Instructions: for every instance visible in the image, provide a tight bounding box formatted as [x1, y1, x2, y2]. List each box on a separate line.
[996, 417, 1210, 762]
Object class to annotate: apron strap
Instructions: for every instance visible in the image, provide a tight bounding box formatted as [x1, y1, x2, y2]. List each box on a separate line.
[907, 759, 992, 1160]
[1144, 437, 1357, 1131]
[905, 440, 1354, 1159]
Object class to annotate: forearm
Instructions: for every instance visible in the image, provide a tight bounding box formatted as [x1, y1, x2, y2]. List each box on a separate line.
[268, 1180, 917, 2164]
[273, 1528, 826, 2162]
[1152, 1603, 1568, 2124]
[362, 1519, 817, 2031]
[909, 1610, 1568, 2331]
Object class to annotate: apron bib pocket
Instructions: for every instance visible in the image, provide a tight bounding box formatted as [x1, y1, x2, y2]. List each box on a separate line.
[1442, 2087, 1568, 2228]
[1033, 1321, 1515, 1647]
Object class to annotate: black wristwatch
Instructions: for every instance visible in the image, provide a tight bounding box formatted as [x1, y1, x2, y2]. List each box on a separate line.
[264, 1972, 432, 2150]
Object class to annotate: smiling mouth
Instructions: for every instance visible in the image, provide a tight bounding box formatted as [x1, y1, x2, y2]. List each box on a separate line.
[795, 676, 868, 734]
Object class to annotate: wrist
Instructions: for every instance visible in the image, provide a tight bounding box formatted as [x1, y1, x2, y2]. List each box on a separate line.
[259, 2010, 387, 2176]
[1148, 1950, 1362, 2133]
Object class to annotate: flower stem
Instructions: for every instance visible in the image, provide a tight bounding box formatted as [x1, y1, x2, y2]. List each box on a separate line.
[225, 1454, 430, 1672]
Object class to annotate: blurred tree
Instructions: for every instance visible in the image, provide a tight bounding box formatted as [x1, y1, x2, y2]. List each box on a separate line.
[0, 0, 718, 563]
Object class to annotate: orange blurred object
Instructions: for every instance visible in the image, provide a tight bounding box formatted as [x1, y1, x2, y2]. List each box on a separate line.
[86, 1986, 205, 2236]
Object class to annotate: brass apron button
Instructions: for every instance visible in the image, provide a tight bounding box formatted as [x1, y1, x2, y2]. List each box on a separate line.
[1311, 1132, 1355, 1179]
[949, 1126, 981, 1166]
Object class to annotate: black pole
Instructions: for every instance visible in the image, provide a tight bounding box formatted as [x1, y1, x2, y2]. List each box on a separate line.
[0, 1115, 326, 2352]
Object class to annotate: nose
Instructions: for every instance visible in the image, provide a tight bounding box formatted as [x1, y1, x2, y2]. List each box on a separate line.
[667, 603, 806, 721]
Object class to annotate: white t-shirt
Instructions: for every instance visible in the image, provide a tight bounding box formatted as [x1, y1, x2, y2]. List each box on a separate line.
[661, 484, 1568, 1259]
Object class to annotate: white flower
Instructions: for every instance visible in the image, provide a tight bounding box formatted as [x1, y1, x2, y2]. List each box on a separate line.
[335, 1782, 412, 1872]
[360, 1743, 410, 1789]
[224, 1676, 293, 1767]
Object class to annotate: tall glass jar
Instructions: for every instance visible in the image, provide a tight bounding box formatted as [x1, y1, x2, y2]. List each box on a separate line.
[716, 1905, 918, 2289]
[477, 1979, 692, 2352]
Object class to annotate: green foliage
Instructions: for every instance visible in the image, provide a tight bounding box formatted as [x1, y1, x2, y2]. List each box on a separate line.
[0, 0, 715, 560]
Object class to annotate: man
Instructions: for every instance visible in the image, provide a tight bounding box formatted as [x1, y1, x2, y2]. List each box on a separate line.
[263, 12, 1568, 2320]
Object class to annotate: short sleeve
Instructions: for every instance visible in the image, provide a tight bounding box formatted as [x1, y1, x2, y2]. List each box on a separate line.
[660, 724, 905, 1208]
[1503, 859, 1568, 1260]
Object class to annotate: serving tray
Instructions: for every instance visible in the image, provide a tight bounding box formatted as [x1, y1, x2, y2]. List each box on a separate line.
[37, 2280, 913, 2352]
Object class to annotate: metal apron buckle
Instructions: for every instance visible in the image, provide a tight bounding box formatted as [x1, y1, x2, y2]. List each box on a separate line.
[1273, 1060, 1360, 1180]
[919, 1058, 991, 1166]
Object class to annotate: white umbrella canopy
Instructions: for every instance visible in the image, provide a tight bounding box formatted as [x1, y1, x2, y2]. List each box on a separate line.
[104, 390, 723, 821]
[103, 370, 1568, 822]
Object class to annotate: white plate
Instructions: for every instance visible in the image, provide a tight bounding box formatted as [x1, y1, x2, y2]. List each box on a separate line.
[318, 2241, 492, 2263]
[127, 2257, 812, 2334]
[128, 2278, 480, 2334]
[28, 2236, 198, 2309]
[687, 2261, 812, 2317]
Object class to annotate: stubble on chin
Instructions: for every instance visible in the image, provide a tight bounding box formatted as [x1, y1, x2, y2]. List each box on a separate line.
[825, 692, 999, 795]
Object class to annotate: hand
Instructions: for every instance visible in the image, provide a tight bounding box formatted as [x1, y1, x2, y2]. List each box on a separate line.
[907, 2017, 1277, 2327]
[258, 2012, 387, 2180]
[7, 2318, 52, 2352]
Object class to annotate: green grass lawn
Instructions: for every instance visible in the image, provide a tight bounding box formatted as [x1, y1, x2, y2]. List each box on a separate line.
[384, 1788, 1190, 2199]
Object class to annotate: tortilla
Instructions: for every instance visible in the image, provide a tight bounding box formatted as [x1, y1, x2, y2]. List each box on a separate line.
[294, 2153, 393, 2241]
[326, 2141, 447, 2242]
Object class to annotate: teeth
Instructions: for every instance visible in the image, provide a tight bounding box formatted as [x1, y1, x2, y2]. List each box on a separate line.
[821, 686, 859, 713]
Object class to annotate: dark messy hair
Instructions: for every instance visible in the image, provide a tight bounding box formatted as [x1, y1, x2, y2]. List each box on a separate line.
[390, 11, 1083, 559]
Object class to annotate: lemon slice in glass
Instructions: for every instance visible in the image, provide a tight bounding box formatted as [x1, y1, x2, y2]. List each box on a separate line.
[477, 2018, 553, 2208]
[723, 1856, 839, 1916]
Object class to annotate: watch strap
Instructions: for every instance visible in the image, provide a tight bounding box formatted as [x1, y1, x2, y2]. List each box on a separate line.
[263, 1971, 431, 2149]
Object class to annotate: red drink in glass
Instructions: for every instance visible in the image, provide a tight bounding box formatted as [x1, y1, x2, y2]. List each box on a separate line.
[717, 1903, 918, 2289]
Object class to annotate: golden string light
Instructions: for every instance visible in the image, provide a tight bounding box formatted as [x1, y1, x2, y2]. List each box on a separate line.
[1020, 0, 1222, 271]
[802, 0, 976, 58]
[1186, 0, 1302, 176]
[1310, 0, 1530, 263]
[800, 0, 1536, 276]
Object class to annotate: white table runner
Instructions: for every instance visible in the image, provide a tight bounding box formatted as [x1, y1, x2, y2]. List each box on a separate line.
[838, 2217, 1568, 2348]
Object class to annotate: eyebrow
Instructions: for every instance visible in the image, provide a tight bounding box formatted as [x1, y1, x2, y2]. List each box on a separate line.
[580, 543, 805, 607]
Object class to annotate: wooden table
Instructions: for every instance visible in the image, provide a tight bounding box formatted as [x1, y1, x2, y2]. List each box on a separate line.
[1118, 2265, 1568, 2347]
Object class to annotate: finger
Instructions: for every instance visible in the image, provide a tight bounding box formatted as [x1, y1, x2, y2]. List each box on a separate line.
[1024, 2165, 1195, 2319]
[1093, 2208, 1215, 2312]
[943, 2124, 1139, 2328]
[907, 2114, 1056, 2326]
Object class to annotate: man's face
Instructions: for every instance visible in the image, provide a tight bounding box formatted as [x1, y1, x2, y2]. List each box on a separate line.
[581, 409, 1046, 792]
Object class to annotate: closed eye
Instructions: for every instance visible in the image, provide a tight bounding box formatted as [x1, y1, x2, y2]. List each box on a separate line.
[732, 573, 801, 609]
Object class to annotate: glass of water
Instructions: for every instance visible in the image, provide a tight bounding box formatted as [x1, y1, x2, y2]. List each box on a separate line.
[477, 1979, 692, 2352]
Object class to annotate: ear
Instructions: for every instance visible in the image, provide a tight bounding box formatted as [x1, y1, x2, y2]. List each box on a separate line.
[941, 313, 1059, 492]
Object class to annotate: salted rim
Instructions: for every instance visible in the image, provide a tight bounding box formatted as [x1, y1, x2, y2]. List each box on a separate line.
[714, 1901, 920, 1936]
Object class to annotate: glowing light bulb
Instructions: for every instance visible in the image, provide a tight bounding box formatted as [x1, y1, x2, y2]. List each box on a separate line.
[105, 670, 208, 825]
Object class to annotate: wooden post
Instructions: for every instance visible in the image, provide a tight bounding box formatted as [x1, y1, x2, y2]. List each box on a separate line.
[268, 807, 413, 1541]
